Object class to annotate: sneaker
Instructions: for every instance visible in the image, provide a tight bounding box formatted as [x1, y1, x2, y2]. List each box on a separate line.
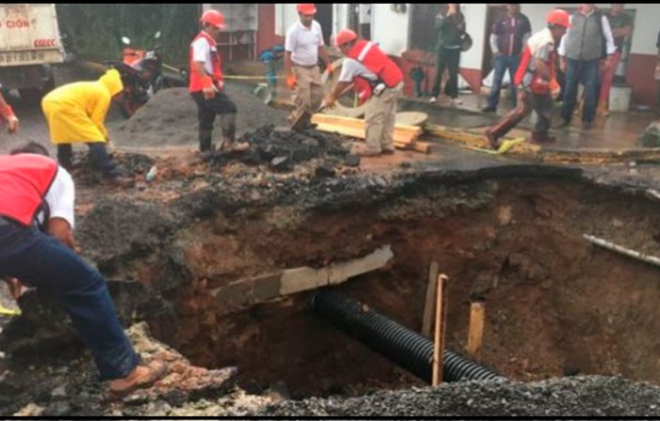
[481, 106, 496, 113]
[108, 360, 168, 398]
[428, 96, 437, 103]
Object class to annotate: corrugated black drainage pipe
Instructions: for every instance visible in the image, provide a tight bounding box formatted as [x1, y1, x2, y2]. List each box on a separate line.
[309, 290, 504, 383]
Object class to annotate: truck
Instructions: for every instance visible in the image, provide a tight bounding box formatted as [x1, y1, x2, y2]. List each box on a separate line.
[0, 4, 65, 104]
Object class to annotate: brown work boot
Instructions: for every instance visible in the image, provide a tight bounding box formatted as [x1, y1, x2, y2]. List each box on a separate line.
[352, 144, 382, 157]
[104, 174, 135, 188]
[108, 360, 168, 398]
[484, 128, 499, 150]
[219, 138, 250, 152]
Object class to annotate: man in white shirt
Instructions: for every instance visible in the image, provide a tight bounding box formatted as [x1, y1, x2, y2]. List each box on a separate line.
[285, 3, 333, 123]
[557, 4, 617, 130]
[0, 142, 166, 397]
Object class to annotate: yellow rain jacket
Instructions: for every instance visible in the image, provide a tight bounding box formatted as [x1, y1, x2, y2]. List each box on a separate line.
[41, 69, 123, 144]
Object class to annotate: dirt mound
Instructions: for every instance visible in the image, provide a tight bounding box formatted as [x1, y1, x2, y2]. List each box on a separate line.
[205, 125, 359, 173]
[117, 83, 288, 147]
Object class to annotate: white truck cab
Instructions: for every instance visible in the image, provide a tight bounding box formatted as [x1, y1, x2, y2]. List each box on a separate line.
[0, 4, 65, 103]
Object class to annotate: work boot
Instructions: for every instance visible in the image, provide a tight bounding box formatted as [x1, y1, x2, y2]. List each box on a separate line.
[557, 120, 571, 129]
[352, 144, 382, 157]
[199, 129, 214, 153]
[484, 128, 499, 150]
[108, 360, 168, 398]
[481, 106, 496, 113]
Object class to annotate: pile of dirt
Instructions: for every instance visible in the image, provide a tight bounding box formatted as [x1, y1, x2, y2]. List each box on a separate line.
[204, 125, 360, 173]
[116, 83, 288, 147]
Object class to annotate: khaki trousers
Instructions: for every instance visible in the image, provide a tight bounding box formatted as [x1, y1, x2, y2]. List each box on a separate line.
[292, 65, 323, 116]
[365, 82, 403, 153]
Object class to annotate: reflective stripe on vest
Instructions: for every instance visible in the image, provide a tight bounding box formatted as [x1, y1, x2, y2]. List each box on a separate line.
[347, 39, 403, 88]
[189, 31, 224, 93]
[514, 45, 556, 95]
[0, 154, 58, 228]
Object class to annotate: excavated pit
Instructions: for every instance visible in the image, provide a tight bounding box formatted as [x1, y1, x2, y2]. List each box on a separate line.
[116, 175, 660, 399]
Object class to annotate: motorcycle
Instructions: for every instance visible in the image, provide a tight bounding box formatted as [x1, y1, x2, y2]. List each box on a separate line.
[106, 31, 183, 118]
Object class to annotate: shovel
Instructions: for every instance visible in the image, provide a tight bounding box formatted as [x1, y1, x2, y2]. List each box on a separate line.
[290, 83, 355, 131]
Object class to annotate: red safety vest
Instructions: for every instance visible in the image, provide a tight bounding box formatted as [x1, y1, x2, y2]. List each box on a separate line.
[514, 43, 557, 95]
[0, 154, 58, 228]
[346, 40, 403, 104]
[189, 31, 224, 93]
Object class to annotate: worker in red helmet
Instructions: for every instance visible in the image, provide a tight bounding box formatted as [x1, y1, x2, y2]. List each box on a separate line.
[485, 9, 571, 150]
[325, 29, 404, 157]
[284, 3, 333, 125]
[189, 9, 249, 153]
[0, 85, 19, 134]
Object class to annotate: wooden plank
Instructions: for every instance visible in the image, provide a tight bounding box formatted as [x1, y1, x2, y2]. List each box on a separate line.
[313, 113, 423, 134]
[432, 274, 449, 386]
[409, 141, 432, 154]
[466, 301, 485, 357]
[313, 123, 418, 145]
[421, 261, 439, 338]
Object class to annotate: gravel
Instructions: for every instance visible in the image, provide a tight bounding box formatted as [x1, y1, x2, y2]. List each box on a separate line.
[256, 376, 660, 417]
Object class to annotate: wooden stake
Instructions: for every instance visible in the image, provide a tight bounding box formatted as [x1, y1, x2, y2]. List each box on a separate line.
[432, 274, 449, 387]
[422, 261, 439, 338]
[466, 301, 485, 357]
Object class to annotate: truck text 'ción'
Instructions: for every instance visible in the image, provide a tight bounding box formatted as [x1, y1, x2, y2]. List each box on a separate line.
[0, 19, 30, 29]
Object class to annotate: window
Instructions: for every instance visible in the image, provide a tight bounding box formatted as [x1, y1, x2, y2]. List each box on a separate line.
[409, 4, 446, 51]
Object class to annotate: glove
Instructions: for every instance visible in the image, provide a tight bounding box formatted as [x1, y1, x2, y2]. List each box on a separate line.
[326, 62, 334, 76]
[6, 115, 18, 134]
[286, 74, 297, 90]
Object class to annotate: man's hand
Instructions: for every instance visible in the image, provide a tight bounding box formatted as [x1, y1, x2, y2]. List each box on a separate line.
[601, 56, 613, 72]
[6, 115, 18, 134]
[325, 62, 334, 77]
[560, 59, 567, 74]
[286, 74, 297, 90]
[6, 278, 23, 301]
[324, 93, 336, 108]
[203, 87, 215, 100]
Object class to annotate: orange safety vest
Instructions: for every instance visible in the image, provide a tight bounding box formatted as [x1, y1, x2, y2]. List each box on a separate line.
[514, 43, 557, 95]
[189, 31, 224, 93]
[346, 40, 403, 104]
[0, 154, 58, 228]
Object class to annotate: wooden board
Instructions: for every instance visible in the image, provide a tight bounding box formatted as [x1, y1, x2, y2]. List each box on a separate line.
[422, 261, 439, 338]
[396, 111, 429, 127]
[313, 113, 423, 135]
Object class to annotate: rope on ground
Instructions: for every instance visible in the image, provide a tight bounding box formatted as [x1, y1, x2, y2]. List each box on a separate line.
[466, 138, 526, 155]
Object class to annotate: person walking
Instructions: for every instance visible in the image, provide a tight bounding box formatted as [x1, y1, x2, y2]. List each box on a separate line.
[41, 69, 134, 188]
[485, 9, 570, 150]
[429, 3, 466, 106]
[0, 142, 167, 397]
[557, 3, 617, 130]
[189, 9, 249, 153]
[482, 4, 532, 113]
[598, 4, 633, 116]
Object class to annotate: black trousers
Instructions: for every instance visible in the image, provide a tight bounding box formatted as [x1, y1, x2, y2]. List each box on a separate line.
[431, 47, 461, 99]
[191, 91, 238, 151]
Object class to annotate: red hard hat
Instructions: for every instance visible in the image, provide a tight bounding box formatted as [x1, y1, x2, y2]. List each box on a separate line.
[335, 29, 358, 47]
[297, 4, 317, 15]
[200, 9, 226, 29]
[546, 9, 571, 28]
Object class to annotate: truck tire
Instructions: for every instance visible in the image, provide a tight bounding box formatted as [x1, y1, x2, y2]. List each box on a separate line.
[19, 76, 55, 106]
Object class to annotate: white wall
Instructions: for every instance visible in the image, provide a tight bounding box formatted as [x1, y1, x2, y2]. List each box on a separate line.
[519, 3, 659, 55]
[460, 3, 488, 70]
[369, 4, 410, 56]
[275, 4, 298, 37]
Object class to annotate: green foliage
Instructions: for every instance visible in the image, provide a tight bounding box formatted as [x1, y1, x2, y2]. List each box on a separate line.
[56, 4, 201, 67]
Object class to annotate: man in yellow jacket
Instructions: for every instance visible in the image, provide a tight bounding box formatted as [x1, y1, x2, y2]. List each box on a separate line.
[42, 69, 133, 188]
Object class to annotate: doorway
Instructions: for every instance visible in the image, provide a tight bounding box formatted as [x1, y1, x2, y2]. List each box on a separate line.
[316, 3, 333, 45]
[480, 4, 506, 80]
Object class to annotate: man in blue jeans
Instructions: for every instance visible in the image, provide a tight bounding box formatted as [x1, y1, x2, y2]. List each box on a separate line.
[482, 4, 532, 113]
[0, 142, 166, 397]
[557, 3, 616, 130]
